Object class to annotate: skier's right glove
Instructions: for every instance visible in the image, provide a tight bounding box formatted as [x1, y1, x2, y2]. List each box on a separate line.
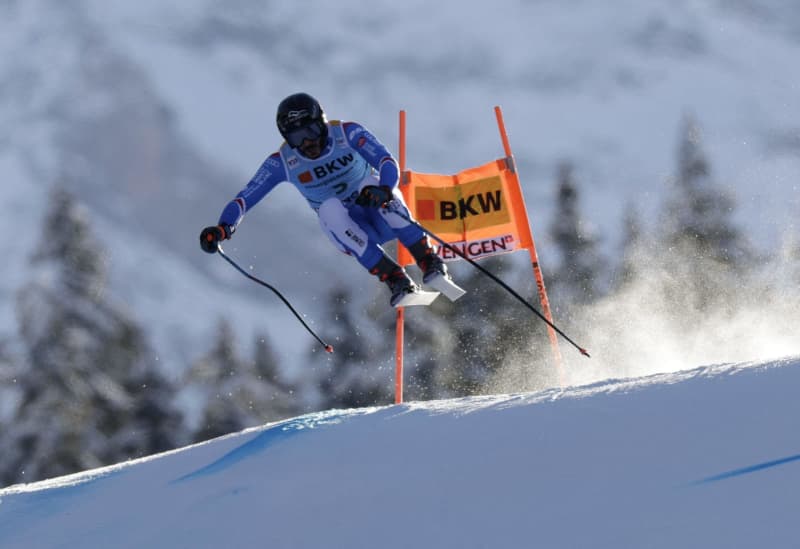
[199, 224, 233, 254]
[355, 185, 393, 208]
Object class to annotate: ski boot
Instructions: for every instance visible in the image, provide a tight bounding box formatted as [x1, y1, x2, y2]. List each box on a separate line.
[408, 237, 448, 282]
[370, 255, 418, 307]
[408, 237, 466, 301]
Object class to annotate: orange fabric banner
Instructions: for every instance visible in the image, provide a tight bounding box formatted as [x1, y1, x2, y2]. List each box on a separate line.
[398, 158, 532, 266]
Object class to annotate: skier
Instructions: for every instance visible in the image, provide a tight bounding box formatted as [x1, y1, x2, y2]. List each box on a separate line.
[199, 92, 459, 307]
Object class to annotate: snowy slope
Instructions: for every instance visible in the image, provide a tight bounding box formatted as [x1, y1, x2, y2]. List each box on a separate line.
[1, 355, 798, 548]
[2, 2, 799, 385]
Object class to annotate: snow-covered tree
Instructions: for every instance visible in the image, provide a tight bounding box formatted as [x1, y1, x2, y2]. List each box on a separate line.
[313, 287, 393, 410]
[661, 114, 751, 267]
[3, 188, 183, 486]
[400, 309, 453, 402]
[548, 162, 606, 307]
[251, 331, 299, 419]
[187, 318, 297, 442]
[426, 257, 549, 397]
[653, 114, 754, 312]
[0, 338, 22, 449]
[613, 201, 646, 290]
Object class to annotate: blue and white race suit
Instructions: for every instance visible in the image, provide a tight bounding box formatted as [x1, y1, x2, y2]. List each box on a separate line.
[218, 120, 425, 270]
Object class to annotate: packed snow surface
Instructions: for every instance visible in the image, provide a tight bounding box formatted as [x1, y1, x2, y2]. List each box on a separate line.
[1, 356, 798, 548]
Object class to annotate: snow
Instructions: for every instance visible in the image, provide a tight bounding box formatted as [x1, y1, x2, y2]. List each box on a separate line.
[1, 355, 798, 548]
[1, 4, 799, 544]
[1, 2, 799, 375]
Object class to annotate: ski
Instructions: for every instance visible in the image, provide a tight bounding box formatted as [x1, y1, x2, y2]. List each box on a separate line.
[423, 272, 466, 302]
[392, 289, 440, 307]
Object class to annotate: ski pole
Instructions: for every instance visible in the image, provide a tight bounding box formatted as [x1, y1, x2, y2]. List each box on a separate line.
[217, 245, 334, 354]
[393, 210, 589, 358]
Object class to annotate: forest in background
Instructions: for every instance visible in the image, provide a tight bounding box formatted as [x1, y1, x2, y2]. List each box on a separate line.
[1, 113, 798, 487]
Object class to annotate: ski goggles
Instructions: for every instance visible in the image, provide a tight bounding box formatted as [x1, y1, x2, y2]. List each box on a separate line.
[285, 121, 325, 148]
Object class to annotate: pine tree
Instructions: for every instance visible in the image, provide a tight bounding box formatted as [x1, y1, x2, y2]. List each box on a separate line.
[0, 338, 17, 390]
[548, 161, 606, 307]
[428, 257, 546, 397]
[314, 286, 393, 410]
[657, 114, 752, 311]
[613, 202, 645, 290]
[251, 331, 299, 419]
[187, 318, 297, 442]
[5, 188, 183, 485]
[663, 114, 750, 267]
[399, 310, 453, 402]
[0, 338, 22, 467]
[113, 349, 186, 459]
[358, 278, 455, 403]
[186, 319, 244, 442]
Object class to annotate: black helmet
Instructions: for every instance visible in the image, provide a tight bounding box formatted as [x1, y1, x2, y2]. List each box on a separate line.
[276, 92, 329, 149]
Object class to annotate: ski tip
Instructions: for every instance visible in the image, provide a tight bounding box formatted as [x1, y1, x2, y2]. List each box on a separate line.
[423, 273, 466, 302]
[324, 344, 334, 354]
[392, 289, 440, 308]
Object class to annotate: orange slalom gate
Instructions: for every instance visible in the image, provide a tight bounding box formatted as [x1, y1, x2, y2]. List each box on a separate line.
[393, 107, 564, 404]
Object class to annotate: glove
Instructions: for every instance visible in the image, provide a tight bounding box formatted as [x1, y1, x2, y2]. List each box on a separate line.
[199, 224, 233, 253]
[355, 185, 393, 208]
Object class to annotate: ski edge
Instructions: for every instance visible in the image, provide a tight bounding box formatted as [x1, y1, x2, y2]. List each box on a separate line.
[423, 273, 466, 302]
[392, 289, 440, 308]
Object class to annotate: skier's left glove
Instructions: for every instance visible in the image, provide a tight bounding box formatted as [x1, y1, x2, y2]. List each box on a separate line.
[355, 185, 393, 208]
[200, 224, 234, 253]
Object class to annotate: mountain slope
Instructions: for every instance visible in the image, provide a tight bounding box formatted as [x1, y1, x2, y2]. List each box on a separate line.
[1, 356, 798, 548]
[3, 1, 800, 373]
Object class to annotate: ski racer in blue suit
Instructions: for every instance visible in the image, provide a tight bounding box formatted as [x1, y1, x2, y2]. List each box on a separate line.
[200, 92, 450, 306]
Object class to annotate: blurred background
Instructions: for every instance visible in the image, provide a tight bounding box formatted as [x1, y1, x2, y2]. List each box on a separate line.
[1, 0, 799, 485]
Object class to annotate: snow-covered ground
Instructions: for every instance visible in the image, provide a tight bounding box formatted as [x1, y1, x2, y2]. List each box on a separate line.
[1, 5, 798, 544]
[2, 1, 799, 376]
[1, 355, 798, 548]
